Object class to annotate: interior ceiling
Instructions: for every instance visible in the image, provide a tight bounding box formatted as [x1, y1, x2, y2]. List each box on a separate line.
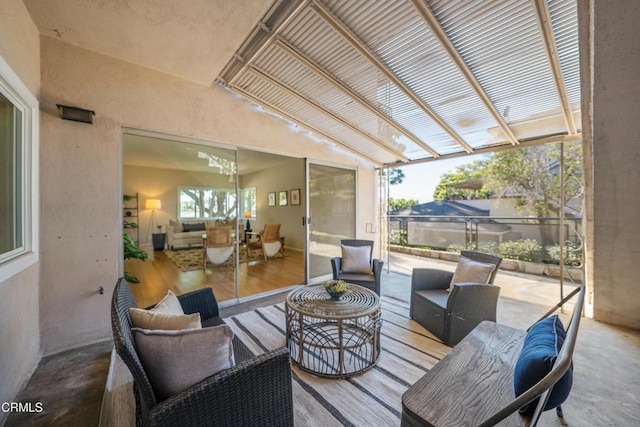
[25, 0, 582, 168]
[123, 134, 294, 175]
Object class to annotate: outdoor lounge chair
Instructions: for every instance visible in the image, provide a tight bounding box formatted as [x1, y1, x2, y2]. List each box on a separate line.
[331, 239, 384, 296]
[410, 250, 502, 346]
[111, 278, 293, 426]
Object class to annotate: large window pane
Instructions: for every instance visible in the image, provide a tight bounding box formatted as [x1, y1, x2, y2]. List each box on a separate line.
[0, 93, 22, 256]
[178, 187, 236, 220]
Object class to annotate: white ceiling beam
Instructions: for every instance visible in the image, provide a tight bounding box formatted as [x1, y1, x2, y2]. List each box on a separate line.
[245, 66, 410, 162]
[532, 0, 577, 135]
[274, 37, 440, 158]
[410, 0, 520, 145]
[310, 0, 474, 153]
[230, 85, 384, 166]
[225, 0, 309, 86]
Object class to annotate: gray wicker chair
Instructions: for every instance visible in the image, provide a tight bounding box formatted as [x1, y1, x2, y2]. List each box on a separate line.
[111, 278, 293, 426]
[410, 251, 502, 346]
[331, 239, 384, 295]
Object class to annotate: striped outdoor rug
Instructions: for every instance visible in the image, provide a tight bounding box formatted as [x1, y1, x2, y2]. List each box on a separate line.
[223, 296, 451, 427]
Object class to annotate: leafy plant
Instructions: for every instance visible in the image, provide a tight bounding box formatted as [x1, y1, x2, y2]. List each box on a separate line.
[123, 233, 148, 283]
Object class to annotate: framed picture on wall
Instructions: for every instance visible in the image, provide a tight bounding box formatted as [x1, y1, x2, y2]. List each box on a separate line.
[268, 192, 276, 207]
[291, 188, 301, 205]
[279, 190, 288, 206]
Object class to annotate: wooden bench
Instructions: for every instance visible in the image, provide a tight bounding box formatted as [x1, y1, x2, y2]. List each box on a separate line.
[402, 286, 585, 427]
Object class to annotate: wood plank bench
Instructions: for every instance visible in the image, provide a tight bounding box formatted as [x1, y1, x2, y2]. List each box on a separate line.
[402, 286, 585, 427]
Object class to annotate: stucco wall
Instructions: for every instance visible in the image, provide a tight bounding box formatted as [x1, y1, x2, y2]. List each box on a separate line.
[0, 0, 41, 419]
[589, 0, 640, 328]
[38, 37, 377, 353]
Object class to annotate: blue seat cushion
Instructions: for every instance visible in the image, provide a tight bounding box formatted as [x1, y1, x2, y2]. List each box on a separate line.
[514, 315, 573, 415]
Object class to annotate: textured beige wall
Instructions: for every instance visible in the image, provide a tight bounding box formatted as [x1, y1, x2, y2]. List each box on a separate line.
[588, 0, 640, 329]
[0, 0, 41, 419]
[39, 37, 377, 353]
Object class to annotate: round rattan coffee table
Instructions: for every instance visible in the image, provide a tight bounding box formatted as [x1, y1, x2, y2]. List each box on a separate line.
[285, 284, 382, 378]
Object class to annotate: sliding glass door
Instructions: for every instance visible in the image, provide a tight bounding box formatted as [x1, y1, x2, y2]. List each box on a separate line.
[306, 161, 356, 282]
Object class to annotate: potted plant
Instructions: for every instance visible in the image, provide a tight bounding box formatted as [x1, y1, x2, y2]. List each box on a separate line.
[123, 233, 149, 283]
[322, 279, 349, 300]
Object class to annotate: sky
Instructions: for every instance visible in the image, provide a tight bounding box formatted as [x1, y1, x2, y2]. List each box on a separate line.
[389, 153, 487, 203]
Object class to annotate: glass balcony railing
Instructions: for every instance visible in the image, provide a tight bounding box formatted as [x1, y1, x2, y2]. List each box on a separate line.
[388, 215, 583, 268]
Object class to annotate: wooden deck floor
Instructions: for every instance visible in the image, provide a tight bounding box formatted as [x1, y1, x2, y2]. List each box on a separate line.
[126, 246, 305, 308]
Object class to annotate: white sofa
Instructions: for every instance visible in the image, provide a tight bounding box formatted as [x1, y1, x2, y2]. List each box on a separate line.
[166, 219, 217, 249]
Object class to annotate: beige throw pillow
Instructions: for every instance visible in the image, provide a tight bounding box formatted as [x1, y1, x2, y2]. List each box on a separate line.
[448, 256, 497, 292]
[341, 244, 373, 274]
[152, 290, 184, 315]
[129, 308, 202, 330]
[133, 325, 236, 401]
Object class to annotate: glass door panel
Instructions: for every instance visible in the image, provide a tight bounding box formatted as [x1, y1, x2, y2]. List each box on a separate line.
[122, 133, 238, 306]
[307, 162, 356, 281]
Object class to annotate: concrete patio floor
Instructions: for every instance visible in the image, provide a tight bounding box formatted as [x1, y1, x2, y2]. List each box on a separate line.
[383, 252, 640, 427]
[7, 252, 640, 426]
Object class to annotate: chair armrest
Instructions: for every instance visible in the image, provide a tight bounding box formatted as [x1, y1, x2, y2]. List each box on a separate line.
[447, 282, 500, 312]
[372, 259, 384, 277]
[330, 257, 342, 279]
[149, 347, 293, 427]
[411, 268, 453, 292]
[177, 288, 219, 320]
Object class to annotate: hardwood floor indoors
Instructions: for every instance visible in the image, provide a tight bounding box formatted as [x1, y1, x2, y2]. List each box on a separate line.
[126, 244, 305, 308]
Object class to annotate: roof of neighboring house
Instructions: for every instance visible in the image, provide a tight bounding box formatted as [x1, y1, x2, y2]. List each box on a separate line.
[391, 200, 513, 233]
[391, 200, 489, 217]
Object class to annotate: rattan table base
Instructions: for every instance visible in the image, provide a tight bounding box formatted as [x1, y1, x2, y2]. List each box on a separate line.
[285, 284, 382, 378]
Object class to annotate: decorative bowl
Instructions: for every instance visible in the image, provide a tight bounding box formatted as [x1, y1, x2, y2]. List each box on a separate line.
[322, 279, 349, 300]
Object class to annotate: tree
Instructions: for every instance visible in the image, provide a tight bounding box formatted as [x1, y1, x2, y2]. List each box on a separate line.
[432, 160, 490, 200]
[389, 197, 419, 212]
[483, 142, 583, 247]
[379, 167, 405, 185]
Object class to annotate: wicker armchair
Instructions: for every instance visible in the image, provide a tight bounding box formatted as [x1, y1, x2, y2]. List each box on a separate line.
[330, 239, 384, 296]
[410, 251, 502, 346]
[111, 278, 293, 426]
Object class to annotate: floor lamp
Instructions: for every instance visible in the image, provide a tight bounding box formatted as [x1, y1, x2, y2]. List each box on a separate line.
[145, 199, 162, 248]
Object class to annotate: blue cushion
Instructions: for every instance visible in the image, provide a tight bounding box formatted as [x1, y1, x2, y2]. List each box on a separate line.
[513, 315, 573, 415]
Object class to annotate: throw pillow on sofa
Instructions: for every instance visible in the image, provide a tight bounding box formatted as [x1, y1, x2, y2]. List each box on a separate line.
[182, 222, 206, 232]
[129, 289, 200, 330]
[133, 325, 236, 401]
[151, 290, 184, 315]
[129, 308, 202, 330]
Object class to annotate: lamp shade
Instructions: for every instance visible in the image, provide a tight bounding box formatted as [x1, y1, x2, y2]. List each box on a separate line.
[244, 210, 252, 219]
[145, 199, 162, 210]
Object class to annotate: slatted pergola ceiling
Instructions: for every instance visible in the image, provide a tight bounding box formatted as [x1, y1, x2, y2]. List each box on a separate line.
[216, 0, 581, 167]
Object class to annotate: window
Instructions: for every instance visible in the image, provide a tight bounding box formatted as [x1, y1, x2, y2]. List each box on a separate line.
[242, 187, 257, 219]
[0, 56, 38, 282]
[178, 187, 237, 220]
